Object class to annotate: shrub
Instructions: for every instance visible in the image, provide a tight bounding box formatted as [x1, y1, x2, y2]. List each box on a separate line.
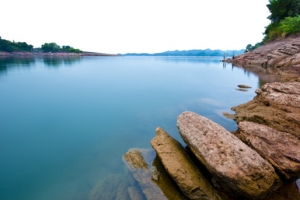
[263, 15, 300, 42]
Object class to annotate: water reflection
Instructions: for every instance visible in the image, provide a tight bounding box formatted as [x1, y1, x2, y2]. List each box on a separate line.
[42, 56, 82, 67]
[0, 57, 35, 74]
[0, 56, 82, 75]
[222, 62, 281, 87]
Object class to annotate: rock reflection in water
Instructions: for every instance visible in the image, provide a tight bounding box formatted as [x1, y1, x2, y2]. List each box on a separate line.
[223, 62, 280, 88]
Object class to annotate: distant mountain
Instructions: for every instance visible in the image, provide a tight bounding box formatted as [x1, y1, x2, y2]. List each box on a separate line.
[123, 49, 244, 57]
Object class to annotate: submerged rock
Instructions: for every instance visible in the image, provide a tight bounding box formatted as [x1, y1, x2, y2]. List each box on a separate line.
[123, 148, 188, 200]
[128, 186, 145, 200]
[122, 148, 166, 200]
[236, 121, 300, 182]
[89, 174, 132, 200]
[177, 111, 282, 200]
[150, 127, 221, 200]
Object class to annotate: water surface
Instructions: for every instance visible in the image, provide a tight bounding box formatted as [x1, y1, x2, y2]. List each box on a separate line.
[0, 56, 267, 199]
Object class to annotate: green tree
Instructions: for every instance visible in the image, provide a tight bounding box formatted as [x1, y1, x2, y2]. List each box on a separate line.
[267, 0, 300, 23]
[41, 42, 61, 52]
[0, 37, 14, 52]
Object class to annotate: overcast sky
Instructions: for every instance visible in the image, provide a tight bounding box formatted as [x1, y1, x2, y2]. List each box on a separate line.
[1, 0, 270, 54]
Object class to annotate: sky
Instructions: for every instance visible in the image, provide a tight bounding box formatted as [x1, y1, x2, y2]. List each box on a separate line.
[1, 0, 270, 54]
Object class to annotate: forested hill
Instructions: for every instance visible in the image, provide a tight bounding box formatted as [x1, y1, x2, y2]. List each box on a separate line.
[123, 49, 244, 56]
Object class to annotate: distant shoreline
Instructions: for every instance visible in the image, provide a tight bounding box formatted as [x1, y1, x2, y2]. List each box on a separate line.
[0, 51, 117, 57]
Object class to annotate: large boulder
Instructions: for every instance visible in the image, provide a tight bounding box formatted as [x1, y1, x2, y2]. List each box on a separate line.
[177, 111, 282, 200]
[232, 82, 300, 139]
[150, 127, 222, 200]
[236, 121, 300, 182]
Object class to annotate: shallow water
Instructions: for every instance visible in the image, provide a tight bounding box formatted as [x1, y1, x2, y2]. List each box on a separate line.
[0, 56, 273, 199]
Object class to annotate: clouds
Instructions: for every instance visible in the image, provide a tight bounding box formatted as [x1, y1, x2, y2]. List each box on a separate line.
[1, 0, 270, 53]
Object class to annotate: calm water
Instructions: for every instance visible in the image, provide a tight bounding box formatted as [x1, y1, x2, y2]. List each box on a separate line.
[0, 56, 266, 199]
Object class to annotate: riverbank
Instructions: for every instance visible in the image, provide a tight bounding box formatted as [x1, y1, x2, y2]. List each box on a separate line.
[121, 34, 300, 199]
[231, 33, 300, 82]
[0, 51, 117, 57]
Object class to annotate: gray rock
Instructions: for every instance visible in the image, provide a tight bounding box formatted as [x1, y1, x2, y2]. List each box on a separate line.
[237, 121, 300, 182]
[150, 127, 222, 200]
[177, 111, 282, 200]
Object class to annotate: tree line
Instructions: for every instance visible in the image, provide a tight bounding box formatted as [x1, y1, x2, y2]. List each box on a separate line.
[0, 37, 33, 52]
[0, 36, 82, 53]
[245, 0, 300, 52]
[40, 43, 82, 53]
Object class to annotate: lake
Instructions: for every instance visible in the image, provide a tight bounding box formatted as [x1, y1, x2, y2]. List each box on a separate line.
[0, 56, 272, 199]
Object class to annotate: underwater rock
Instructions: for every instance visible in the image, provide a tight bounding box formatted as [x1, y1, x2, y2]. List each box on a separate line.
[122, 148, 166, 200]
[89, 174, 131, 200]
[123, 148, 188, 200]
[127, 186, 145, 200]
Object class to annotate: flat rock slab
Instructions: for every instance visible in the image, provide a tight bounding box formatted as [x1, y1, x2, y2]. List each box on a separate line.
[177, 111, 282, 200]
[255, 82, 300, 108]
[151, 127, 221, 200]
[232, 82, 300, 139]
[237, 121, 300, 182]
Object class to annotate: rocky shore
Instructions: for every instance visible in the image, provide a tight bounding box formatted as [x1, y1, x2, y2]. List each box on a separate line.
[0, 51, 116, 57]
[232, 33, 300, 82]
[121, 34, 300, 199]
